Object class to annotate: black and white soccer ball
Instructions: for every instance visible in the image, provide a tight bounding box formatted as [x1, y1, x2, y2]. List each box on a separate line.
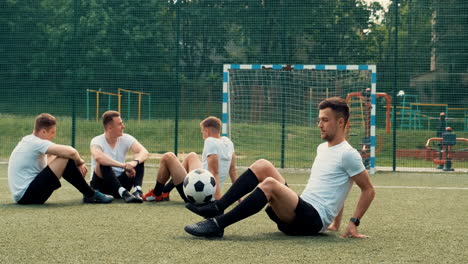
[183, 168, 216, 205]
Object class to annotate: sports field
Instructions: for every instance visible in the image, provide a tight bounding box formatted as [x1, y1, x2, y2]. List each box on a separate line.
[1, 164, 467, 263]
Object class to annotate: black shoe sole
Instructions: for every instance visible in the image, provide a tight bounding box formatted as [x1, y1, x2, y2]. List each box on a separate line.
[124, 198, 143, 203]
[184, 226, 224, 238]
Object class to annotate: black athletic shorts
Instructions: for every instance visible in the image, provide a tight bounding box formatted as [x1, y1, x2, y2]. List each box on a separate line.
[17, 166, 61, 205]
[265, 197, 323, 236]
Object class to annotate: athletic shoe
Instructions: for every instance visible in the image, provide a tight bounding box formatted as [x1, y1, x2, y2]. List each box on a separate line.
[184, 218, 224, 238]
[185, 201, 223, 218]
[122, 190, 143, 203]
[132, 190, 143, 200]
[142, 189, 170, 202]
[83, 191, 114, 204]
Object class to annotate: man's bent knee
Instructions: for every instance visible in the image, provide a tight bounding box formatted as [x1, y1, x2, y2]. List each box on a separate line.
[161, 152, 177, 163]
[185, 152, 198, 161]
[258, 177, 281, 192]
[251, 159, 274, 171]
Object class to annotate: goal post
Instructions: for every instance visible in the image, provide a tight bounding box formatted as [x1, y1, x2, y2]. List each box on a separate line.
[222, 64, 377, 174]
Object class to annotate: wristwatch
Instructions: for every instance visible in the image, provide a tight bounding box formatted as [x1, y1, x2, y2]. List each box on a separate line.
[350, 217, 360, 226]
[134, 159, 140, 165]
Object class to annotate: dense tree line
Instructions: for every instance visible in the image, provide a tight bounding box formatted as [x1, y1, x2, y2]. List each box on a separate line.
[1, 0, 467, 116]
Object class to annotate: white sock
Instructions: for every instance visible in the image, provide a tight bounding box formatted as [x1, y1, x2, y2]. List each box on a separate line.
[134, 186, 142, 192]
[118, 187, 127, 197]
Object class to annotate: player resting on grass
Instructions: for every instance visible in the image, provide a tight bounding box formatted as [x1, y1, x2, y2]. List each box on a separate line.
[90, 111, 149, 203]
[184, 97, 375, 238]
[142, 116, 238, 202]
[8, 113, 113, 204]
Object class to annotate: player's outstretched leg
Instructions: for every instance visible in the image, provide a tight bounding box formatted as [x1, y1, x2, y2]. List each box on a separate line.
[143, 152, 188, 202]
[56, 159, 113, 204]
[185, 160, 269, 218]
[184, 186, 269, 238]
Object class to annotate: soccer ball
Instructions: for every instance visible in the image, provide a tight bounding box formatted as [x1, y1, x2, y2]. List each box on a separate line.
[183, 168, 216, 204]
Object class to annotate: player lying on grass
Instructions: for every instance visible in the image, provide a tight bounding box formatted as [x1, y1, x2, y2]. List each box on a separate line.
[184, 97, 375, 238]
[8, 113, 113, 204]
[142, 116, 238, 202]
[90, 111, 149, 203]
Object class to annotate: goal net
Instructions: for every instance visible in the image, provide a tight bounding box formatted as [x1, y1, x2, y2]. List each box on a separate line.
[222, 64, 377, 174]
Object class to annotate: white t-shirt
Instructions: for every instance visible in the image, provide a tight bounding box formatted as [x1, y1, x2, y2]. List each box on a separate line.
[201, 137, 234, 190]
[300, 140, 365, 233]
[90, 133, 137, 177]
[8, 134, 54, 202]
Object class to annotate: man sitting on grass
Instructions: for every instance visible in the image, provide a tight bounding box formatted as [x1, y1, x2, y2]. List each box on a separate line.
[8, 113, 113, 204]
[184, 97, 375, 238]
[90, 110, 149, 203]
[142, 116, 238, 202]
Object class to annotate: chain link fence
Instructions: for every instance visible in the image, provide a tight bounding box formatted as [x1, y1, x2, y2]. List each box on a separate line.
[1, 0, 467, 172]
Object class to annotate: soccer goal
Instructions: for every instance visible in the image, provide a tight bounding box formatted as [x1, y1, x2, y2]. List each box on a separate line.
[222, 64, 377, 174]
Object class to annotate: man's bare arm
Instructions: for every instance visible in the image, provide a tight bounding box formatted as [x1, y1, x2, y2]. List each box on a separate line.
[128, 141, 149, 167]
[341, 169, 375, 238]
[207, 154, 221, 200]
[47, 144, 84, 166]
[228, 153, 238, 183]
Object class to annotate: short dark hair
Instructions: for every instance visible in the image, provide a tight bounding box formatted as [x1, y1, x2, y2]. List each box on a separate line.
[200, 116, 221, 133]
[318, 97, 350, 124]
[34, 113, 56, 132]
[102, 111, 121, 128]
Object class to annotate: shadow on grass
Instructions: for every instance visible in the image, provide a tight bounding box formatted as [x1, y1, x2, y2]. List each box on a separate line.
[176, 231, 347, 243]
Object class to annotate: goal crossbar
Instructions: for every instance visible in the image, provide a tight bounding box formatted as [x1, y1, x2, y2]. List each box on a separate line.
[222, 64, 377, 174]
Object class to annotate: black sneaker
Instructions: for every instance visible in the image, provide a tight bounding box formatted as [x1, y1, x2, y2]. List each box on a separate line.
[185, 201, 223, 218]
[132, 190, 143, 200]
[83, 191, 114, 204]
[184, 218, 224, 238]
[122, 190, 143, 203]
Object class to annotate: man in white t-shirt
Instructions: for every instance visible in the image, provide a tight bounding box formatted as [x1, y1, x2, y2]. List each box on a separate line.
[90, 111, 149, 203]
[8, 113, 113, 204]
[142, 116, 238, 202]
[184, 97, 375, 239]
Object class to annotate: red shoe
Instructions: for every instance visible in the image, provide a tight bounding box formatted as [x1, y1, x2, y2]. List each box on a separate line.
[142, 189, 170, 202]
[161, 192, 170, 201]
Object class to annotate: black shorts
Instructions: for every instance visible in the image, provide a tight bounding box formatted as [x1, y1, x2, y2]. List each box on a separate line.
[17, 166, 61, 205]
[265, 197, 323, 236]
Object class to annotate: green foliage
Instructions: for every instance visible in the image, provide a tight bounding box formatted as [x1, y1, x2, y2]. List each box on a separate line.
[1, 0, 467, 169]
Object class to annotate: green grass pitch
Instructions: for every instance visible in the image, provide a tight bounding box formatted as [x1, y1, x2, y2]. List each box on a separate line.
[1, 164, 467, 263]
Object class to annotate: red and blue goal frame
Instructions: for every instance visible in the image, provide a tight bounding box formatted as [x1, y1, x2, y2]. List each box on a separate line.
[222, 64, 377, 174]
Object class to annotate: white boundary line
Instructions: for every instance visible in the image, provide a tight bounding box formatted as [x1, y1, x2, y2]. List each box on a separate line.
[0, 178, 467, 190]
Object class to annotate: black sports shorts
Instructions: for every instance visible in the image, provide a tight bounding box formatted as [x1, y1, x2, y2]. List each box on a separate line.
[17, 166, 61, 205]
[265, 196, 323, 236]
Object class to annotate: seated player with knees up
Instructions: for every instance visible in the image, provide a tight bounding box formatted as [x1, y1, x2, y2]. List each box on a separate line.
[90, 111, 149, 203]
[8, 113, 113, 204]
[184, 97, 375, 239]
[142, 116, 238, 202]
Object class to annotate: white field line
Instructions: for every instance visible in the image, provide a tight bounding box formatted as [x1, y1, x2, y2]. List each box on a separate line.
[1, 178, 467, 190]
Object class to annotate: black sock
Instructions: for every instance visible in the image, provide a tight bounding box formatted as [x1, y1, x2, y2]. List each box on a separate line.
[175, 183, 189, 203]
[217, 168, 259, 211]
[62, 159, 95, 198]
[133, 163, 145, 187]
[162, 180, 175, 193]
[215, 187, 268, 229]
[153, 181, 165, 196]
[100, 165, 124, 194]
